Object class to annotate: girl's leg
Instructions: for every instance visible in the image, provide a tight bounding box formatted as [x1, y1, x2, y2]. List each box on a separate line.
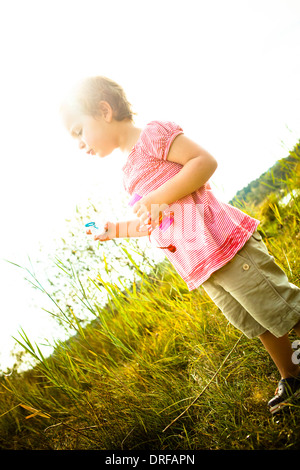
[259, 330, 300, 379]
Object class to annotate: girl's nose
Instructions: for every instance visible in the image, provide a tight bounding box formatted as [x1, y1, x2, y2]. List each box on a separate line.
[78, 140, 86, 150]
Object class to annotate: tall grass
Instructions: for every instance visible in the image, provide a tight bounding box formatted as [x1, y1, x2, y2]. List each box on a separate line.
[0, 153, 299, 450]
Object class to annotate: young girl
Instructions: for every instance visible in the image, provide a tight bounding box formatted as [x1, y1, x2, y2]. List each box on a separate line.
[61, 76, 300, 414]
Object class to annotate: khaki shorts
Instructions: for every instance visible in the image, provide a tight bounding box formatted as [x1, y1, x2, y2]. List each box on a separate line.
[202, 231, 300, 339]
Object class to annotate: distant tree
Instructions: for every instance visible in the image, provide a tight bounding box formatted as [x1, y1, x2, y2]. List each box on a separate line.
[230, 142, 300, 207]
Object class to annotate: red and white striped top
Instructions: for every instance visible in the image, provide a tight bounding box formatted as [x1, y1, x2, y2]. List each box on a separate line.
[122, 121, 260, 290]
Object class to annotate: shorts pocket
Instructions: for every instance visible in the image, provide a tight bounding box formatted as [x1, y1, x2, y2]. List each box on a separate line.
[251, 231, 262, 242]
[213, 251, 263, 294]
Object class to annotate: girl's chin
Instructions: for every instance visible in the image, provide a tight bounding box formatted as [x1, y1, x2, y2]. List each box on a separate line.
[97, 151, 111, 158]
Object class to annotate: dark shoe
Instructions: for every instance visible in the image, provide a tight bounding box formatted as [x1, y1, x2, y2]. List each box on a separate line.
[268, 374, 300, 414]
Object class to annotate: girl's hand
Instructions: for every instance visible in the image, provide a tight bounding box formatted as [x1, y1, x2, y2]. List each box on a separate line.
[132, 193, 169, 229]
[86, 221, 116, 241]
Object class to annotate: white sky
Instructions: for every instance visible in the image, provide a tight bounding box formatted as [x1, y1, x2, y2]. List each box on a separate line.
[0, 0, 300, 370]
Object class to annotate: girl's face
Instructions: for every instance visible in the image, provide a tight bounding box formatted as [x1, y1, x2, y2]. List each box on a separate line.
[65, 104, 118, 158]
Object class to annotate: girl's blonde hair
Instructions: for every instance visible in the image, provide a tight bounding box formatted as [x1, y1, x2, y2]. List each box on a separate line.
[61, 76, 135, 122]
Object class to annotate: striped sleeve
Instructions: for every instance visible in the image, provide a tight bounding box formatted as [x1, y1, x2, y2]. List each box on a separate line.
[142, 121, 184, 161]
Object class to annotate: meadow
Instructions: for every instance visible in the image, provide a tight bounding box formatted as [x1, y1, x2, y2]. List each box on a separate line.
[0, 145, 299, 450]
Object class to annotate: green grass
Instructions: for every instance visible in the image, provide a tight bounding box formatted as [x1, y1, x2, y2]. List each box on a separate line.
[0, 153, 299, 450]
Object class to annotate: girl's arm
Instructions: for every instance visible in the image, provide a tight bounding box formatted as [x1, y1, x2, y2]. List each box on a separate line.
[133, 134, 218, 226]
[92, 135, 217, 241]
[91, 219, 149, 241]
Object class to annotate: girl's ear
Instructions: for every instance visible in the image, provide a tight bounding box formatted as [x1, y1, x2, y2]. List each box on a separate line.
[99, 100, 113, 121]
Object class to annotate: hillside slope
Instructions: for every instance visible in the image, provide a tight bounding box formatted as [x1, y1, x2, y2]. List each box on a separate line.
[0, 141, 299, 451]
[229, 142, 300, 207]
